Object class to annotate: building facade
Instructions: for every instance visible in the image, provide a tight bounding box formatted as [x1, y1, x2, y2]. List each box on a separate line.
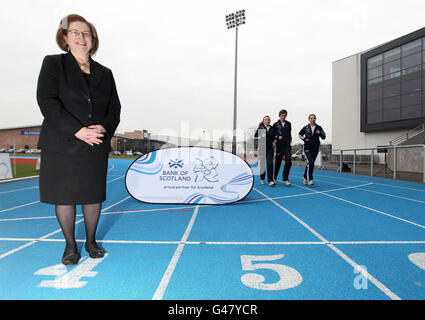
[332, 27, 425, 151]
[0, 126, 162, 154]
[0, 125, 41, 150]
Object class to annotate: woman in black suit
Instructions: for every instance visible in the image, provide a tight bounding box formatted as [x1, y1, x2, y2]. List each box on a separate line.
[36, 14, 121, 265]
[254, 116, 275, 186]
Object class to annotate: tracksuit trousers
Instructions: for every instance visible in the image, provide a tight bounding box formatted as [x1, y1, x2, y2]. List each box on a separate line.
[303, 146, 319, 181]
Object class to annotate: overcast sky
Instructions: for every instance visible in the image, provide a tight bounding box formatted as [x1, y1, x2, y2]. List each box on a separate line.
[1, 0, 425, 144]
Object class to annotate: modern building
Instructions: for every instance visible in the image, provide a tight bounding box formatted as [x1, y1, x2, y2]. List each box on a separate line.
[332, 26, 425, 152]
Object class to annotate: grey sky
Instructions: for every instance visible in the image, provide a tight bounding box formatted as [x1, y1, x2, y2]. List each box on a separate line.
[1, 0, 425, 144]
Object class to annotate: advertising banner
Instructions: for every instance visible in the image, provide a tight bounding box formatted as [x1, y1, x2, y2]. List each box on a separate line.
[0, 153, 13, 180]
[125, 147, 254, 205]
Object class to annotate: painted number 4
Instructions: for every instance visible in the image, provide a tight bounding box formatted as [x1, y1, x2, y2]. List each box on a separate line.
[240, 254, 302, 291]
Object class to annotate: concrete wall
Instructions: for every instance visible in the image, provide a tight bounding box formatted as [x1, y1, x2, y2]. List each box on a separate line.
[387, 147, 424, 173]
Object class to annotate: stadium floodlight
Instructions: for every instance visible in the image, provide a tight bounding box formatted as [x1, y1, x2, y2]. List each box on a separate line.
[226, 10, 246, 29]
[226, 9, 246, 155]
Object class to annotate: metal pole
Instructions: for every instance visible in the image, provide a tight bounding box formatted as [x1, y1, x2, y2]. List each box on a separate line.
[371, 149, 374, 177]
[393, 147, 397, 180]
[13, 141, 16, 178]
[232, 26, 238, 155]
[353, 150, 356, 175]
[423, 145, 425, 184]
[339, 150, 343, 172]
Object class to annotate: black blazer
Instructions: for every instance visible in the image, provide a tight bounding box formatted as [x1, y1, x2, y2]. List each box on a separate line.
[272, 120, 292, 151]
[36, 52, 121, 155]
[254, 124, 274, 151]
[298, 124, 326, 150]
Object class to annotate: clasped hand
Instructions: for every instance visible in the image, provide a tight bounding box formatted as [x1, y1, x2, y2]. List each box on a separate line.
[75, 125, 107, 146]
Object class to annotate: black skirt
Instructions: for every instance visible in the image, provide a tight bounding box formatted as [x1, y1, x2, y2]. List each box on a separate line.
[39, 148, 109, 205]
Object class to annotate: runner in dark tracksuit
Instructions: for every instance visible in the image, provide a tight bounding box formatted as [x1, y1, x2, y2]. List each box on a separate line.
[272, 109, 292, 186]
[254, 116, 275, 185]
[298, 114, 326, 185]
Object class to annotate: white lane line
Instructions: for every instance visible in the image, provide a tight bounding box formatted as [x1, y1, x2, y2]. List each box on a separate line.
[101, 206, 197, 215]
[0, 229, 63, 260]
[106, 175, 125, 183]
[292, 183, 425, 231]
[0, 196, 131, 260]
[0, 185, 371, 222]
[2, 238, 425, 246]
[0, 186, 39, 195]
[253, 187, 401, 300]
[0, 201, 40, 214]
[152, 205, 200, 300]
[0, 216, 57, 222]
[0, 175, 125, 213]
[0, 175, 125, 215]
[0, 205, 195, 222]
[240, 183, 373, 204]
[313, 172, 425, 193]
[316, 178, 425, 204]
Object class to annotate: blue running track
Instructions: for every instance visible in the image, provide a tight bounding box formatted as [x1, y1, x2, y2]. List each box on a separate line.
[1, 158, 425, 300]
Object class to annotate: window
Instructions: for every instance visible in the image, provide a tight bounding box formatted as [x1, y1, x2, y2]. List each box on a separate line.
[367, 111, 382, 124]
[368, 66, 382, 79]
[383, 83, 400, 98]
[383, 60, 400, 75]
[401, 92, 421, 107]
[368, 100, 382, 112]
[362, 29, 425, 132]
[383, 108, 400, 122]
[401, 39, 421, 56]
[401, 78, 421, 94]
[368, 54, 382, 69]
[401, 52, 421, 69]
[401, 104, 421, 119]
[367, 88, 382, 102]
[383, 47, 400, 63]
[383, 96, 400, 110]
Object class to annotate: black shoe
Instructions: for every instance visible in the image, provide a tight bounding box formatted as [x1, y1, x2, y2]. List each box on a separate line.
[85, 243, 105, 259]
[62, 247, 80, 266]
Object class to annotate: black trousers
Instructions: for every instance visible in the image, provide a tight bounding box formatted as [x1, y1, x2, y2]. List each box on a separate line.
[259, 148, 275, 182]
[303, 146, 319, 181]
[274, 146, 292, 181]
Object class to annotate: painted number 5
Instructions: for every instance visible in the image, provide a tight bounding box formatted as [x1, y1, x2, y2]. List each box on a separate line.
[240, 254, 302, 291]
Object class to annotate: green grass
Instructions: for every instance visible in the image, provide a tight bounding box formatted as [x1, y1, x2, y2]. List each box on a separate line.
[6, 154, 138, 180]
[11, 164, 39, 179]
[3, 152, 142, 181]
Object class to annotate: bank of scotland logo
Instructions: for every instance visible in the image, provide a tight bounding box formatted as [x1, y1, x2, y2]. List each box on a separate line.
[169, 159, 184, 169]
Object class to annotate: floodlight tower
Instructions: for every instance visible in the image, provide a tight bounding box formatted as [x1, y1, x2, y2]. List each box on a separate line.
[226, 9, 246, 155]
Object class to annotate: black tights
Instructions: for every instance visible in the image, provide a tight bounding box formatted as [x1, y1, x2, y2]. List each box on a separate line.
[55, 203, 102, 253]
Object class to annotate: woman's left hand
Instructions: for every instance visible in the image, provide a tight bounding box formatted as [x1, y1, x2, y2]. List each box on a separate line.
[89, 124, 107, 134]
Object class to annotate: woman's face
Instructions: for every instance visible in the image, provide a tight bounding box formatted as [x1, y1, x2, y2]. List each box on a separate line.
[263, 117, 270, 126]
[63, 21, 92, 57]
[309, 115, 316, 125]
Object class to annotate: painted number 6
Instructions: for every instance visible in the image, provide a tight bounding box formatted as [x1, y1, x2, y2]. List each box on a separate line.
[240, 254, 302, 291]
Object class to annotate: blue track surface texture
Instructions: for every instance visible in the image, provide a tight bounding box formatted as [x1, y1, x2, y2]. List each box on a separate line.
[1, 159, 425, 300]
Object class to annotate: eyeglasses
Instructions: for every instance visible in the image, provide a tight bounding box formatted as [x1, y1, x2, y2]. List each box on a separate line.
[68, 29, 92, 38]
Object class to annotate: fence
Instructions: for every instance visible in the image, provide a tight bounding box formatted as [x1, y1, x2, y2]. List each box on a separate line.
[331, 144, 425, 184]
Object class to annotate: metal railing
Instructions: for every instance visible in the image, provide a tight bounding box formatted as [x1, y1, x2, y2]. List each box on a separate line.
[333, 144, 425, 184]
[389, 123, 425, 146]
